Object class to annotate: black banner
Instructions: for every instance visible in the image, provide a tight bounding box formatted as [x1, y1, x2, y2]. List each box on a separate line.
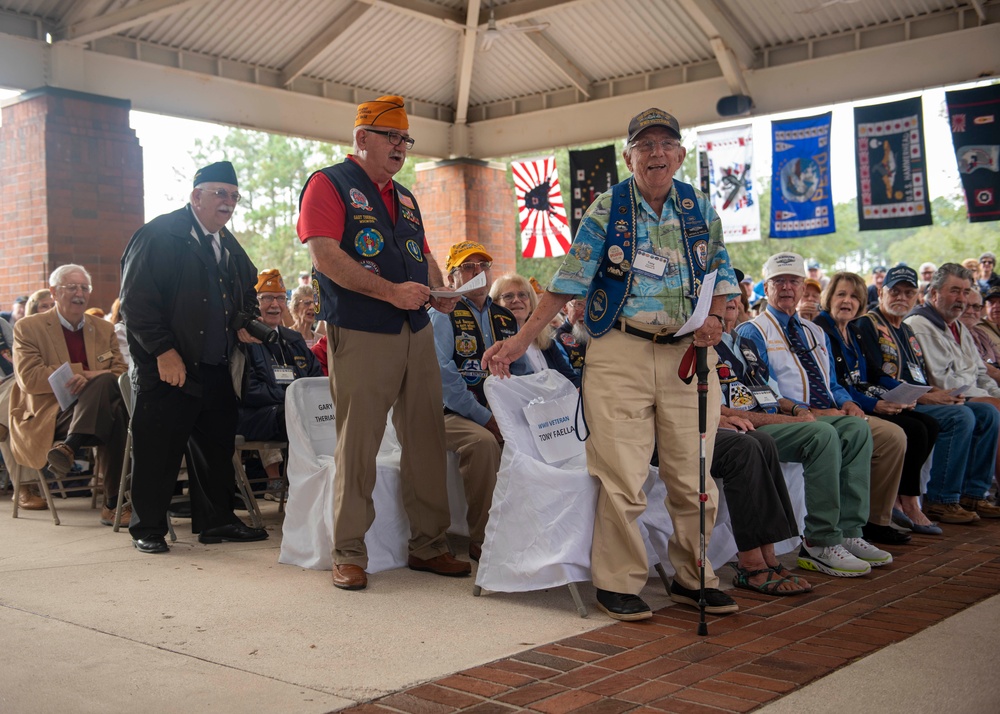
[569, 146, 618, 237]
[946, 83, 1000, 223]
[854, 97, 932, 231]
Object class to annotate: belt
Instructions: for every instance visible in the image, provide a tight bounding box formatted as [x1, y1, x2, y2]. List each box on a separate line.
[618, 320, 686, 344]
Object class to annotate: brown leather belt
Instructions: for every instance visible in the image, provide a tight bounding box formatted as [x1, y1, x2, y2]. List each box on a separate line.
[618, 320, 685, 344]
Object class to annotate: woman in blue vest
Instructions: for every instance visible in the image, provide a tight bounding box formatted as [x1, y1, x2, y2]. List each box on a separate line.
[813, 271, 941, 540]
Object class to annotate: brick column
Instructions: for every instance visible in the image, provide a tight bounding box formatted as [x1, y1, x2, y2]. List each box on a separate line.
[0, 87, 143, 313]
[412, 158, 516, 282]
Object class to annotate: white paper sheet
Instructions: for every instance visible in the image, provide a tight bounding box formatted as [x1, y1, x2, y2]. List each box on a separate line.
[47, 362, 77, 411]
[429, 271, 486, 298]
[879, 383, 932, 404]
[675, 270, 718, 337]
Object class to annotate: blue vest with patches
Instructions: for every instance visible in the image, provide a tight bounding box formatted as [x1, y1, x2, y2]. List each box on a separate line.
[583, 178, 710, 337]
[447, 300, 519, 408]
[714, 335, 780, 414]
[301, 159, 429, 334]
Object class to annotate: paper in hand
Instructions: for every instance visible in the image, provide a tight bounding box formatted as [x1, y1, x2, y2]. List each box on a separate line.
[48, 362, 78, 411]
[430, 270, 487, 298]
[675, 270, 718, 337]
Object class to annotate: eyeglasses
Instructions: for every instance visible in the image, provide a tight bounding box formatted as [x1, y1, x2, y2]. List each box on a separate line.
[630, 139, 682, 154]
[202, 188, 242, 203]
[57, 284, 92, 294]
[768, 277, 803, 287]
[294, 299, 315, 307]
[982, 260, 995, 266]
[498, 291, 531, 303]
[365, 128, 415, 150]
[455, 261, 492, 274]
[259, 294, 287, 304]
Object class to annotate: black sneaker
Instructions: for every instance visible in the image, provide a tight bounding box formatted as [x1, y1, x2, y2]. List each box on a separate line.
[669, 580, 739, 614]
[595, 588, 652, 621]
[862, 521, 911, 545]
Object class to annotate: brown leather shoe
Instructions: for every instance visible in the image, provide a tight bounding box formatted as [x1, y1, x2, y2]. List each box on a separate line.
[15, 486, 47, 510]
[46, 443, 75, 477]
[960, 496, 1000, 519]
[101, 505, 131, 527]
[331, 563, 367, 590]
[407, 552, 472, 577]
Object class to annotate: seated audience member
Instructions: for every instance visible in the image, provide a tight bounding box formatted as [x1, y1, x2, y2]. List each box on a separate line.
[797, 278, 822, 322]
[918, 262, 937, 293]
[855, 265, 997, 528]
[807, 260, 828, 290]
[85, 307, 105, 319]
[237, 270, 321, 495]
[962, 257, 981, 283]
[311, 335, 329, 376]
[716, 289, 876, 578]
[737, 253, 903, 573]
[428, 242, 524, 561]
[739, 272, 755, 305]
[981, 286, 1000, 354]
[0, 295, 27, 325]
[904, 263, 1000, 517]
[25, 290, 55, 317]
[490, 273, 579, 388]
[9, 264, 129, 525]
[961, 288, 1000, 386]
[108, 298, 130, 367]
[298, 271, 311, 288]
[289, 284, 324, 349]
[552, 298, 587, 380]
[979, 252, 1000, 293]
[813, 270, 939, 543]
[867, 265, 886, 308]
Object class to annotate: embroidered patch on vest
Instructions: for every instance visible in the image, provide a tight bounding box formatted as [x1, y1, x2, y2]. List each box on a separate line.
[588, 289, 609, 321]
[350, 188, 372, 211]
[359, 259, 381, 275]
[693, 239, 708, 270]
[456, 332, 477, 357]
[355, 228, 384, 257]
[406, 239, 424, 262]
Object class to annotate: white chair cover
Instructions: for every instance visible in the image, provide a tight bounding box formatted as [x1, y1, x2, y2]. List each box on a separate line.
[774, 462, 806, 556]
[477, 370, 596, 592]
[279, 377, 409, 573]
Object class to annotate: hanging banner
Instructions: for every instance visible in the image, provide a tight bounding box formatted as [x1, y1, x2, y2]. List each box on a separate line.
[945, 83, 1000, 223]
[511, 156, 572, 259]
[568, 145, 618, 237]
[770, 112, 835, 238]
[854, 97, 932, 231]
[697, 125, 760, 243]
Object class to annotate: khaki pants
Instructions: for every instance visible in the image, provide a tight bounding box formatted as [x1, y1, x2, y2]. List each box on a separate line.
[328, 323, 451, 567]
[866, 416, 906, 526]
[583, 328, 721, 594]
[444, 413, 500, 545]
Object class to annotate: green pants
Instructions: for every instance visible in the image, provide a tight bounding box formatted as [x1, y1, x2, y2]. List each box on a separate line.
[758, 416, 872, 547]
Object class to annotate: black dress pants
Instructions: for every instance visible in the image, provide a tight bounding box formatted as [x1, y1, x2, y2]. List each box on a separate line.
[128, 364, 242, 539]
[874, 409, 940, 497]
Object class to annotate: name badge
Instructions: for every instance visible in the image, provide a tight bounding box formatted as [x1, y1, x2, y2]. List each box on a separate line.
[907, 362, 926, 385]
[273, 366, 295, 384]
[632, 250, 668, 279]
[97, 350, 113, 363]
[749, 386, 778, 409]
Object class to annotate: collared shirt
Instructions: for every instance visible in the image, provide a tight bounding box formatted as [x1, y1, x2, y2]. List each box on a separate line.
[736, 305, 854, 409]
[56, 307, 85, 332]
[548, 181, 738, 329]
[191, 210, 221, 262]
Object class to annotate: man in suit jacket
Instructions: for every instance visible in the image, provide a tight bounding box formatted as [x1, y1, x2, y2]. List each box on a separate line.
[10, 264, 129, 525]
[120, 161, 268, 553]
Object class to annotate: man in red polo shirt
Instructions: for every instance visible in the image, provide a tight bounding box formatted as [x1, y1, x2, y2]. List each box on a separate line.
[9, 264, 129, 525]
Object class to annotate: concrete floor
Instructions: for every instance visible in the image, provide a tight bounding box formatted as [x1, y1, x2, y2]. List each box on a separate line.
[2, 497, 998, 714]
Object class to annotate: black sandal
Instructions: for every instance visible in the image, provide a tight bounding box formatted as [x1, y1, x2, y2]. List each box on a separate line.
[732, 564, 808, 596]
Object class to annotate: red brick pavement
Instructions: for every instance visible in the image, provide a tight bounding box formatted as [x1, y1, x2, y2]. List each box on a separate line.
[342, 522, 1000, 713]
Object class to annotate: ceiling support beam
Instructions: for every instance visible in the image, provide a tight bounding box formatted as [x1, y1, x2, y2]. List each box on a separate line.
[281, 2, 369, 87]
[675, 0, 754, 95]
[521, 22, 592, 98]
[356, 0, 464, 27]
[453, 0, 482, 129]
[484, 0, 588, 25]
[56, 0, 199, 44]
[710, 37, 751, 98]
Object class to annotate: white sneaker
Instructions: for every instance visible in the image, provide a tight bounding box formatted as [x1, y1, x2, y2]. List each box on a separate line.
[842, 537, 893, 567]
[797, 542, 872, 577]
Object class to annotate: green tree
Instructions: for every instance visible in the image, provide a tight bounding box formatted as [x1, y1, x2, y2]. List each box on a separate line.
[191, 129, 347, 275]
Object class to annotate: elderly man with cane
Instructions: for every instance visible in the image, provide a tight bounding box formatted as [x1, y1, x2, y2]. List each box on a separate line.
[484, 108, 740, 623]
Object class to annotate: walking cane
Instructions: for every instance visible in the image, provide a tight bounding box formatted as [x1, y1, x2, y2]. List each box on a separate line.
[695, 345, 709, 637]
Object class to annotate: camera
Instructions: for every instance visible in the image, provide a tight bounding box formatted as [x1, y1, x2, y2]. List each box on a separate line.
[234, 312, 278, 344]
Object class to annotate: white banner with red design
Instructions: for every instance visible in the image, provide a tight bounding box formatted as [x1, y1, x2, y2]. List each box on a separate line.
[697, 124, 760, 243]
[511, 156, 572, 258]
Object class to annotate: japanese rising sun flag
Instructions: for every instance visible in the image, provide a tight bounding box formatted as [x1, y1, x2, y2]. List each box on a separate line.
[511, 156, 572, 258]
